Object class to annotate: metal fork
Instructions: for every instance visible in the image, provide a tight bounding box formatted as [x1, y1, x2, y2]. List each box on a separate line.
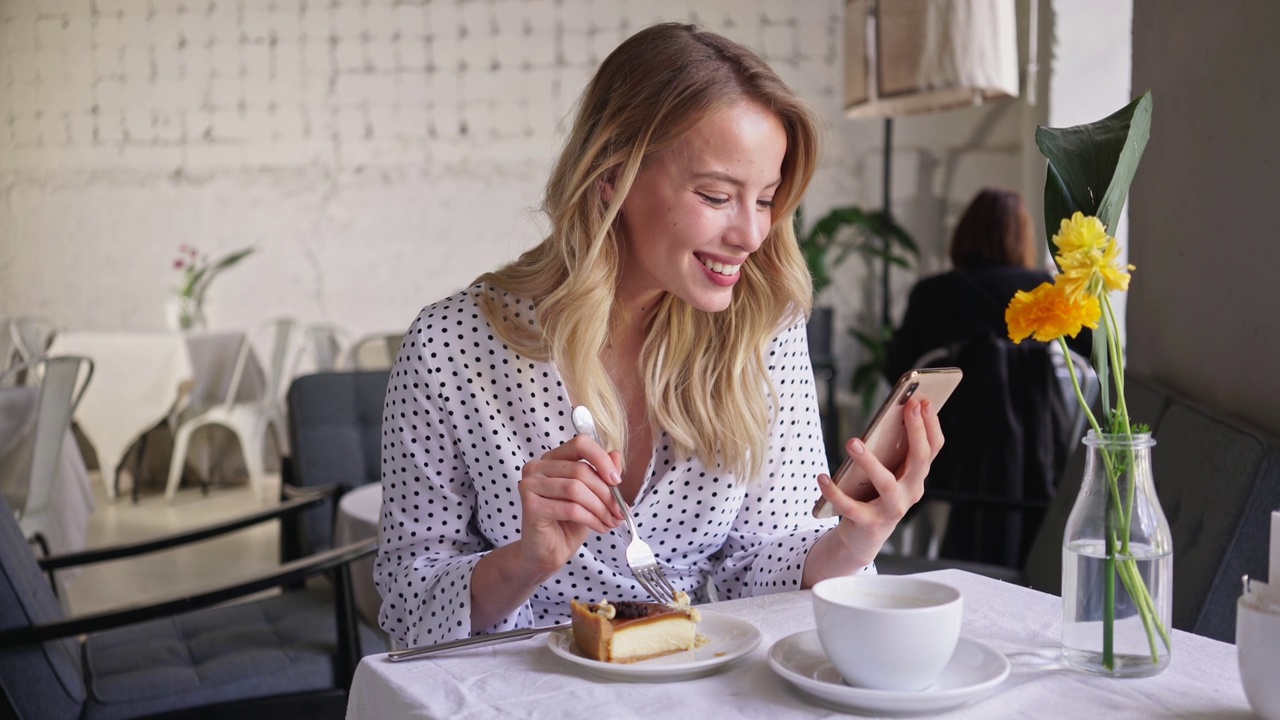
[570, 405, 678, 605]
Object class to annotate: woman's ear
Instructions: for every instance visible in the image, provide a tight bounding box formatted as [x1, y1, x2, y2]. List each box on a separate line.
[599, 174, 616, 204]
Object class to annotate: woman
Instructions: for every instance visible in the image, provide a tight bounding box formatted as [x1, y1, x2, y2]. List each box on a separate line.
[885, 187, 1094, 380]
[883, 187, 1086, 568]
[375, 22, 943, 649]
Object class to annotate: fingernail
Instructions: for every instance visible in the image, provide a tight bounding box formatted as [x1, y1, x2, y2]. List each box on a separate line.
[609, 470, 622, 485]
[817, 474, 831, 486]
[850, 439, 865, 455]
[911, 403, 922, 418]
[922, 400, 934, 417]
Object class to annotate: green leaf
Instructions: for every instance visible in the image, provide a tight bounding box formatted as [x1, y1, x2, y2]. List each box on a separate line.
[1035, 90, 1153, 251]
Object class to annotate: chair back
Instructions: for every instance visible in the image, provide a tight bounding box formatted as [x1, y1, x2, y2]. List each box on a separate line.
[0, 318, 18, 373]
[10, 316, 58, 365]
[0, 494, 86, 720]
[1053, 346, 1099, 444]
[306, 324, 350, 372]
[344, 332, 403, 370]
[224, 317, 304, 411]
[16, 358, 93, 537]
[286, 370, 390, 554]
[916, 331, 1075, 569]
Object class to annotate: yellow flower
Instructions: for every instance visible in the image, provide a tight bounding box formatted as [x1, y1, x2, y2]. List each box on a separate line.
[1005, 281, 1101, 344]
[1052, 212, 1135, 299]
[1053, 212, 1110, 255]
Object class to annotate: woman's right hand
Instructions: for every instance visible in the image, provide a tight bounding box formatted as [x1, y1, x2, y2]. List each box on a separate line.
[515, 436, 624, 577]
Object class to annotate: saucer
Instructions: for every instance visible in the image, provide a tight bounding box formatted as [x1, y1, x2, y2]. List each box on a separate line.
[768, 630, 1010, 715]
[547, 611, 761, 683]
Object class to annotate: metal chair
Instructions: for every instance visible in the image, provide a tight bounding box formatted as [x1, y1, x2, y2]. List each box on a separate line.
[10, 316, 58, 366]
[0, 357, 94, 558]
[0, 489, 385, 719]
[342, 332, 403, 370]
[164, 318, 305, 503]
[305, 324, 351, 372]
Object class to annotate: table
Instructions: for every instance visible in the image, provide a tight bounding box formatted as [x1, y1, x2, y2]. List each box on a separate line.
[0, 385, 95, 598]
[335, 483, 382, 629]
[345, 569, 1251, 719]
[47, 331, 263, 501]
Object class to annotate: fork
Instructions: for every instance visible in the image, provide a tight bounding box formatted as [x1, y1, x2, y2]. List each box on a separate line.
[570, 405, 679, 605]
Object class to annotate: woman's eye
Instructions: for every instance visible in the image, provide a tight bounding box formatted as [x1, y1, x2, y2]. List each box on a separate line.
[696, 192, 730, 206]
[757, 198, 776, 210]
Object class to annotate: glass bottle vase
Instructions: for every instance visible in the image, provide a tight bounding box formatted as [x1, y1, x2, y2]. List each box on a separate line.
[1061, 431, 1173, 677]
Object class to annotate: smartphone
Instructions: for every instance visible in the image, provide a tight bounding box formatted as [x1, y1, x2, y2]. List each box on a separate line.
[812, 367, 963, 519]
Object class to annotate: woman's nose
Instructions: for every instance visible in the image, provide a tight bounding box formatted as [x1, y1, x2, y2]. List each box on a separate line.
[727, 207, 768, 252]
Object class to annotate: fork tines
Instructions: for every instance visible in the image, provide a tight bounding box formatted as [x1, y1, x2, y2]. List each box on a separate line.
[635, 565, 678, 605]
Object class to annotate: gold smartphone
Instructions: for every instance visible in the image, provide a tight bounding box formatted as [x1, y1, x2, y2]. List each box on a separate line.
[812, 367, 963, 519]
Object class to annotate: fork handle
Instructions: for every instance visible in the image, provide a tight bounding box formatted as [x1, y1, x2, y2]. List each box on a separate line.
[387, 624, 563, 661]
[607, 484, 641, 539]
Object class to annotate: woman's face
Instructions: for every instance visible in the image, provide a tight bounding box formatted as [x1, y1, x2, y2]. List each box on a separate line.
[609, 99, 788, 315]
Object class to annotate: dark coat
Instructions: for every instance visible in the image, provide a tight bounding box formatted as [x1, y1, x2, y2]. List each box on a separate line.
[885, 264, 1089, 568]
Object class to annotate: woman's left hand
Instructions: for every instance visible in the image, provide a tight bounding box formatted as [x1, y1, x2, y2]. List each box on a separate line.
[815, 398, 945, 567]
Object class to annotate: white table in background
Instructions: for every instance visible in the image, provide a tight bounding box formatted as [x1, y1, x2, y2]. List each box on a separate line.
[345, 568, 1251, 719]
[335, 483, 382, 629]
[47, 331, 263, 501]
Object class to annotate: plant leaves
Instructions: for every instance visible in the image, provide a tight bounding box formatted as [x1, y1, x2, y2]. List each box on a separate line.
[1035, 90, 1153, 251]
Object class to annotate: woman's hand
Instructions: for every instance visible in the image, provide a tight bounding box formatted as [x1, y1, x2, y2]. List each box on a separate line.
[514, 436, 624, 578]
[805, 399, 945, 580]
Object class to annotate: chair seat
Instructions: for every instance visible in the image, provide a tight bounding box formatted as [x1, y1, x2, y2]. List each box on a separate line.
[82, 588, 386, 720]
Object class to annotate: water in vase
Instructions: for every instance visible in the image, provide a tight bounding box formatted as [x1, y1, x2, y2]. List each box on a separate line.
[1062, 539, 1173, 676]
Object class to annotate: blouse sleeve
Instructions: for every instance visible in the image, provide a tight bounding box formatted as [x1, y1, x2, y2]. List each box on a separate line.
[374, 306, 532, 648]
[708, 318, 854, 599]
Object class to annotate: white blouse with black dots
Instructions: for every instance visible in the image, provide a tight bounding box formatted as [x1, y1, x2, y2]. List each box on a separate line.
[375, 283, 870, 649]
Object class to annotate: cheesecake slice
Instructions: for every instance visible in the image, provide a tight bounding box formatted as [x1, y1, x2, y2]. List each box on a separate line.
[570, 596, 701, 663]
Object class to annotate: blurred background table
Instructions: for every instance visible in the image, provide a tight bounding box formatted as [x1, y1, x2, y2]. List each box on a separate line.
[335, 482, 382, 629]
[47, 331, 264, 501]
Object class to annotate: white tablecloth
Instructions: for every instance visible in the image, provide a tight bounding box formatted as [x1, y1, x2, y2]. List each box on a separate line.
[335, 483, 382, 629]
[345, 569, 1251, 719]
[0, 385, 95, 596]
[47, 331, 262, 500]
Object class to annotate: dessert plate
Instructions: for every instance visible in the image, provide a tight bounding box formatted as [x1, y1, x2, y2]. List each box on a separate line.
[768, 630, 1010, 716]
[547, 610, 761, 682]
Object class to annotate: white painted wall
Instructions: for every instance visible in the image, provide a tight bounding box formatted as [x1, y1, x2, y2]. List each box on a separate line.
[0, 0, 1028, 383]
[1128, 0, 1280, 438]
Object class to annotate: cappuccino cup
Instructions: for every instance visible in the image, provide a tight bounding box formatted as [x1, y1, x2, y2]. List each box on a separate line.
[812, 575, 962, 691]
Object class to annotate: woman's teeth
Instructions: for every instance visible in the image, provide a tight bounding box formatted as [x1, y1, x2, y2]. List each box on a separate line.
[700, 257, 741, 276]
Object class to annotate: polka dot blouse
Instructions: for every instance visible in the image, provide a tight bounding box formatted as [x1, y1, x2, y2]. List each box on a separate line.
[375, 283, 861, 649]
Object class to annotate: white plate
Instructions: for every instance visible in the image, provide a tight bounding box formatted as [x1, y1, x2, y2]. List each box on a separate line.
[547, 610, 762, 682]
[768, 630, 1010, 716]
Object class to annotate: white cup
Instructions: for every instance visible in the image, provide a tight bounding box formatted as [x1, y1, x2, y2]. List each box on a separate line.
[1238, 590, 1280, 720]
[812, 575, 963, 691]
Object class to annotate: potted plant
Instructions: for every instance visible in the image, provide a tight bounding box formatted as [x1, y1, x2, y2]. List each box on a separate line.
[796, 205, 918, 413]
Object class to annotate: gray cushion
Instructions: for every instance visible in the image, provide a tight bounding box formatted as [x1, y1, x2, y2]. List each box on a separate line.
[83, 587, 387, 720]
[1154, 402, 1267, 637]
[0, 494, 85, 720]
[287, 371, 389, 554]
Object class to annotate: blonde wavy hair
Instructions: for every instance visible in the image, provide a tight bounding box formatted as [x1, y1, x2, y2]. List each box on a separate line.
[478, 23, 821, 481]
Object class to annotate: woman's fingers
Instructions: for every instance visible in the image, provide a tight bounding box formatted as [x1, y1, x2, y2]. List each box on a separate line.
[521, 459, 620, 528]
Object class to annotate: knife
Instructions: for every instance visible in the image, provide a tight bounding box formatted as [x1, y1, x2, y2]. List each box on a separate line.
[387, 624, 566, 662]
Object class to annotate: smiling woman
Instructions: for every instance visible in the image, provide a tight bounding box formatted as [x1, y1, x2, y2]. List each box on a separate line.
[374, 22, 946, 651]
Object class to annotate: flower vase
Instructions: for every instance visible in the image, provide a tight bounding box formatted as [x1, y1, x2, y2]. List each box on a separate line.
[1061, 431, 1173, 677]
[165, 295, 206, 332]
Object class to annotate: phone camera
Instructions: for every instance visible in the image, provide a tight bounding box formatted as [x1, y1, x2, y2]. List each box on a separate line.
[899, 382, 919, 405]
